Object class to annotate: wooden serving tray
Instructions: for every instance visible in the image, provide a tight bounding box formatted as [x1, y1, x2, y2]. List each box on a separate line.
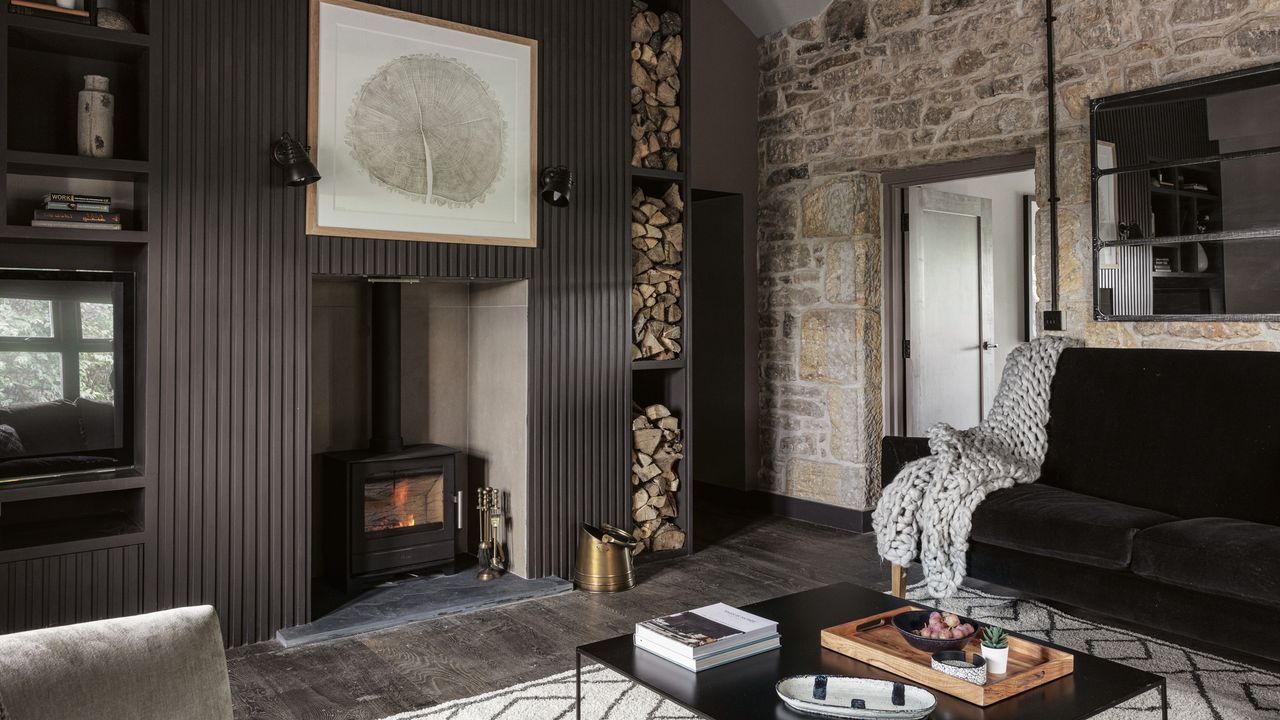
[820, 606, 1074, 706]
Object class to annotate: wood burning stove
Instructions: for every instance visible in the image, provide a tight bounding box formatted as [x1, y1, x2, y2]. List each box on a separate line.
[320, 282, 466, 591]
[321, 445, 463, 591]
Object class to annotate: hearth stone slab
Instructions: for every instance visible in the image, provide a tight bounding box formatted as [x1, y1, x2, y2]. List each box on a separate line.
[276, 573, 573, 647]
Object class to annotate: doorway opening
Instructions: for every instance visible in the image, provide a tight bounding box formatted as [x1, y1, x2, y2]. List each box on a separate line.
[882, 154, 1037, 437]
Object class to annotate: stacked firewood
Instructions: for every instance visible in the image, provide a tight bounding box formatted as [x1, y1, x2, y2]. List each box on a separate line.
[631, 184, 684, 361]
[631, 403, 685, 554]
[630, 1, 682, 170]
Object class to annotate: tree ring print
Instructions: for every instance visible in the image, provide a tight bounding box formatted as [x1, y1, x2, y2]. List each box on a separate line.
[346, 53, 506, 207]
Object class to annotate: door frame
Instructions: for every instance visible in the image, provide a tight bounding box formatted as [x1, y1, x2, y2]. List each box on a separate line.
[880, 152, 1036, 437]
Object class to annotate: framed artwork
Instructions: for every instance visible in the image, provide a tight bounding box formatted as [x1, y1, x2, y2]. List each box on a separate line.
[307, 0, 538, 247]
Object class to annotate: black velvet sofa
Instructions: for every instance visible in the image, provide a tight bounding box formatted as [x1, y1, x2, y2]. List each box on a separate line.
[882, 346, 1280, 660]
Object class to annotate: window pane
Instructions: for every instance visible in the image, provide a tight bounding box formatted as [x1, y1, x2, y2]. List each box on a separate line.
[81, 302, 114, 340]
[79, 352, 114, 403]
[0, 298, 54, 338]
[0, 351, 63, 405]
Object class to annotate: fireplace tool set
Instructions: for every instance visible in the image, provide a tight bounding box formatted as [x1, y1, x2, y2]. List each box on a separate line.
[476, 487, 506, 581]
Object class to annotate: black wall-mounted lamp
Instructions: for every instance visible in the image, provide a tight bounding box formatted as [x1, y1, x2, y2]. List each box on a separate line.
[539, 165, 574, 207]
[271, 132, 321, 187]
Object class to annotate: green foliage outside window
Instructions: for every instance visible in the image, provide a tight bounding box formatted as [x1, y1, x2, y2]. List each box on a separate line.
[0, 296, 115, 407]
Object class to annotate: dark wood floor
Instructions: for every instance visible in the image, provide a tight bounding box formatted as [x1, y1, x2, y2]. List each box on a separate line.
[226, 502, 1278, 719]
[227, 505, 898, 719]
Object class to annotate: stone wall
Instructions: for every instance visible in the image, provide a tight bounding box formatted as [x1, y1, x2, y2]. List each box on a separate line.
[757, 0, 1280, 512]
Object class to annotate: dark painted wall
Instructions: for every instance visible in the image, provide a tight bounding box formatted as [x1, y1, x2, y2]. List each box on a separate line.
[151, 0, 626, 645]
[688, 0, 759, 490]
[1209, 86, 1280, 313]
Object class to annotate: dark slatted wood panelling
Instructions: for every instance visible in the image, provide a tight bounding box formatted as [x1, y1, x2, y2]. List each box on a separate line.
[0, 546, 143, 632]
[156, 0, 311, 645]
[310, 237, 531, 279]
[149, 0, 627, 643]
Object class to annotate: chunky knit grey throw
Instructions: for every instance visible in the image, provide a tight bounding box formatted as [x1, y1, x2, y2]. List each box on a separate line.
[873, 335, 1081, 597]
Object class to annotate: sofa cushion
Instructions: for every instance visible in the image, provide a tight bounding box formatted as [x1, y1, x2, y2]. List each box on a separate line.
[1040, 347, 1280, 526]
[1132, 518, 1280, 610]
[971, 484, 1179, 570]
[75, 398, 117, 450]
[0, 400, 84, 456]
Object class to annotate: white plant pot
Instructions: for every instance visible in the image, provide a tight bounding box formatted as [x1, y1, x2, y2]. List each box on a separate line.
[981, 646, 1009, 674]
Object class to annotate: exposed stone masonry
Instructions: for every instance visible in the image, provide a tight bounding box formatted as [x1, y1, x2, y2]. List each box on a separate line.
[757, 0, 1280, 513]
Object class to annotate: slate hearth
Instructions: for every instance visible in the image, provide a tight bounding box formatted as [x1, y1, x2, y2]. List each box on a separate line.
[277, 572, 572, 647]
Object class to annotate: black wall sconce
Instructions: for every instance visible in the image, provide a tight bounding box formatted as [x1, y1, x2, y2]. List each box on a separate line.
[271, 132, 321, 187]
[539, 165, 574, 207]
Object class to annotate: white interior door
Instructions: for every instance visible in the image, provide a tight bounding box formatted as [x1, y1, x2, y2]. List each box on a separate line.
[905, 187, 996, 436]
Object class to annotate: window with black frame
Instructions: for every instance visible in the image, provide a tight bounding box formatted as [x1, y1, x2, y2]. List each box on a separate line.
[0, 292, 116, 406]
[0, 271, 132, 481]
[1092, 62, 1280, 320]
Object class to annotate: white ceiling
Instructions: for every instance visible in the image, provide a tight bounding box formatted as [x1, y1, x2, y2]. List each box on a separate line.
[721, 0, 833, 37]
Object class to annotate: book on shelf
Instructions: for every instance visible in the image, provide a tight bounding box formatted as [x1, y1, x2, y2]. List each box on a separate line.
[635, 603, 778, 663]
[32, 220, 122, 230]
[9, 0, 92, 23]
[33, 209, 121, 224]
[44, 193, 112, 206]
[634, 633, 780, 672]
[45, 201, 112, 212]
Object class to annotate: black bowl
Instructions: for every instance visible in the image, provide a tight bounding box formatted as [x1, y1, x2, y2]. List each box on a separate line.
[891, 610, 979, 653]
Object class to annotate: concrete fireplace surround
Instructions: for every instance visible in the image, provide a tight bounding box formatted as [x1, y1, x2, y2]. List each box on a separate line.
[312, 279, 530, 578]
[755, 0, 1280, 523]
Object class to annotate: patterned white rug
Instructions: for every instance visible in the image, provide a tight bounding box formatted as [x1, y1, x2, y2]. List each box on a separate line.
[381, 585, 1280, 719]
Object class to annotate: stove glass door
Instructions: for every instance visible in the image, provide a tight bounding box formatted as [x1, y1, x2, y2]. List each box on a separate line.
[363, 470, 445, 534]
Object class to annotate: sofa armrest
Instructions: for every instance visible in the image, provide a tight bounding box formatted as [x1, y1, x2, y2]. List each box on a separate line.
[881, 435, 930, 488]
[0, 605, 233, 720]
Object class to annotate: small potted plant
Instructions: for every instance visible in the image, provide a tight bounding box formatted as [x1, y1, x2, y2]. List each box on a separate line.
[981, 627, 1009, 674]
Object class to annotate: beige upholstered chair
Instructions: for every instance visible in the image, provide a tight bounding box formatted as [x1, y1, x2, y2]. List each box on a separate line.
[0, 605, 233, 720]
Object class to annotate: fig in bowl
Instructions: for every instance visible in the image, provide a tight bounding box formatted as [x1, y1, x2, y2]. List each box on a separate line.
[891, 610, 979, 653]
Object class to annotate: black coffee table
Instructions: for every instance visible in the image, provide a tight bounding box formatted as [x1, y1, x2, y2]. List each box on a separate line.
[575, 583, 1166, 720]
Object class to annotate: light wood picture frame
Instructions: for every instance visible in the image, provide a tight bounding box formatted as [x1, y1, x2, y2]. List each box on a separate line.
[307, 0, 538, 247]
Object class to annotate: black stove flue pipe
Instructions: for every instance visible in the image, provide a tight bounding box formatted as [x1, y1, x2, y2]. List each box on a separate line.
[369, 281, 404, 454]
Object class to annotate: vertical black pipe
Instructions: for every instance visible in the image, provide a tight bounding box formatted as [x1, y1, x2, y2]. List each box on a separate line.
[369, 282, 404, 453]
[1045, 0, 1061, 312]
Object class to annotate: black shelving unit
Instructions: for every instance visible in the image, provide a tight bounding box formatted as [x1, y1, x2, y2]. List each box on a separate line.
[627, 0, 691, 562]
[0, 1, 157, 568]
[1147, 165, 1224, 313]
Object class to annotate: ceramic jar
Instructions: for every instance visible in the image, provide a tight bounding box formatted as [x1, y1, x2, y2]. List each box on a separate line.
[77, 75, 114, 159]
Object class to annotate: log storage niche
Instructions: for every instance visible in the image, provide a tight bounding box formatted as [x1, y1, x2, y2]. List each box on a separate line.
[631, 403, 685, 555]
[631, 183, 684, 361]
[630, 0, 682, 171]
[626, 0, 691, 561]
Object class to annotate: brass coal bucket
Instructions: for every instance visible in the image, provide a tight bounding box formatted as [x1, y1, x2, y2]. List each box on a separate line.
[574, 523, 637, 593]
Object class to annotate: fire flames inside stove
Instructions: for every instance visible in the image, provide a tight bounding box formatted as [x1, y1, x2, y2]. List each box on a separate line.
[363, 471, 444, 533]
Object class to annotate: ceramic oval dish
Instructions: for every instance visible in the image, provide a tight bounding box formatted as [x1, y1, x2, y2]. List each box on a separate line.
[930, 650, 987, 685]
[776, 675, 937, 719]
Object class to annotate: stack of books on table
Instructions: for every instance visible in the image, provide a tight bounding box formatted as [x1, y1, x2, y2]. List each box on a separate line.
[634, 603, 779, 672]
[32, 194, 122, 231]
